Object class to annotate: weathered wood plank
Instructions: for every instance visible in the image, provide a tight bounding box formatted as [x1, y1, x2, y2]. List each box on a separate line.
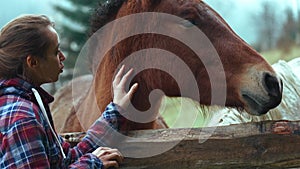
[61, 121, 300, 168]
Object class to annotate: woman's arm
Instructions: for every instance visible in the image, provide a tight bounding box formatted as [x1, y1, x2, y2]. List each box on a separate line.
[62, 65, 137, 168]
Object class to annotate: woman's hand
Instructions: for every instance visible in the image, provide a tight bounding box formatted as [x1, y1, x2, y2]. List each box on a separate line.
[112, 65, 138, 109]
[92, 147, 124, 169]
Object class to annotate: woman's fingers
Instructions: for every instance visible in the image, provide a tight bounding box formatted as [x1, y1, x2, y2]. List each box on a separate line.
[100, 150, 123, 169]
[92, 147, 112, 157]
[102, 160, 119, 169]
[101, 151, 124, 164]
[113, 65, 125, 85]
[112, 65, 138, 109]
[103, 148, 124, 162]
[119, 68, 134, 87]
[128, 83, 138, 99]
[93, 147, 124, 169]
[93, 147, 122, 156]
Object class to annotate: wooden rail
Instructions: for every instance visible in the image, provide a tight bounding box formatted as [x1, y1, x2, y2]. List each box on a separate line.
[61, 120, 300, 168]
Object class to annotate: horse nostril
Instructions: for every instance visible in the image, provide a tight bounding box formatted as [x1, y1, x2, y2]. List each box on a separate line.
[263, 73, 282, 99]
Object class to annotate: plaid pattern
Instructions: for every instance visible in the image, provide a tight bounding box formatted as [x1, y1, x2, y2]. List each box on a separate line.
[0, 78, 124, 169]
[102, 102, 126, 130]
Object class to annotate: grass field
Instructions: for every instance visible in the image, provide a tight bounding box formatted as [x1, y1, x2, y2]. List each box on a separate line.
[161, 45, 300, 128]
[261, 45, 300, 64]
[159, 97, 210, 128]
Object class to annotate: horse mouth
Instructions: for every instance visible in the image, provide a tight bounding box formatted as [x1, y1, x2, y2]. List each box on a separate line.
[242, 94, 270, 115]
[241, 92, 282, 116]
[240, 74, 283, 116]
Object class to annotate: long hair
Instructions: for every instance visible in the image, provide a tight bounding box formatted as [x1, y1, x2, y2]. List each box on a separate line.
[0, 14, 54, 79]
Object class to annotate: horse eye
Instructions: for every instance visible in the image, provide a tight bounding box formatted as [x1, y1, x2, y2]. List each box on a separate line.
[180, 19, 196, 28]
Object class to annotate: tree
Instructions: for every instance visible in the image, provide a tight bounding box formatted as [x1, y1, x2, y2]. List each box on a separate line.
[254, 1, 279, 51]
[52, 0, 105, 82]
[296, 10, 300, 44]
[277, 7, 297, 52]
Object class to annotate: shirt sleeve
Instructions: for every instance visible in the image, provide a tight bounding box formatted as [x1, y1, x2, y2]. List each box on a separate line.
[68, 154, 103, 169]
[0, 117, 51, 168]
[60, 138, 103, 168]
[83, 102, 126, 148]
[100, 102, 127, 130]
[61, 102, 125, 167]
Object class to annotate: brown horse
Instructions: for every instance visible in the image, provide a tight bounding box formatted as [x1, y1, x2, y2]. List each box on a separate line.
[52, 0, 282, 132]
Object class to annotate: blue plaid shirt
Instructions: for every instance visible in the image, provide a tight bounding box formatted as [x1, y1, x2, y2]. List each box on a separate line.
[0, 78, 124, 168]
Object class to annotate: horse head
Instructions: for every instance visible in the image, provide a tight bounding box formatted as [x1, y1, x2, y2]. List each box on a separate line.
[70, 0, 283, 131]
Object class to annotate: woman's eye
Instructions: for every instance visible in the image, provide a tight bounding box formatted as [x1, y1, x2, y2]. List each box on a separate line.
[56, 49, 61, 55]
[180, 19, 197, 28]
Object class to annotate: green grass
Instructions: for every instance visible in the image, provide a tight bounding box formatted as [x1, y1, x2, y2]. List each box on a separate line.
[261, 45, 300, 64]
[160, 97, 221, 128]
[160, 97, 205, 128]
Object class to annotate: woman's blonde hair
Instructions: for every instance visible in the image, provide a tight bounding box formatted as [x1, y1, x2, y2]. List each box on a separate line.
[0, 14, 54, 79]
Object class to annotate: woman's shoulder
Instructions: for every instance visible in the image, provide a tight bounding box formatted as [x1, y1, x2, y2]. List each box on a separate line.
[0, 95, 41, 128]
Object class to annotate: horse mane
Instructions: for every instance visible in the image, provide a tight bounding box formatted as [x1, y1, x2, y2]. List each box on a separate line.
[87, 0, 163, 72]
[89, 0, 126, 36]
[86, 0, 125, 71]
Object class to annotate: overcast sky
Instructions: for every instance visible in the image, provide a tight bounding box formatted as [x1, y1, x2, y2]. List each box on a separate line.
[0, 0, 299, 44]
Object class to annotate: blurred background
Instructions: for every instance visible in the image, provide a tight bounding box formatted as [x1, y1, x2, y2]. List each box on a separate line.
[1, 0, 299, 127]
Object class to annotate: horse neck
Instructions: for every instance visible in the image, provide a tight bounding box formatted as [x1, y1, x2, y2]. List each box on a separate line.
[76, 77, 111, 130]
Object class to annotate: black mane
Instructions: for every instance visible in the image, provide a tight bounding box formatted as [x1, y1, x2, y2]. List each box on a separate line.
[90, 0, 125, 36]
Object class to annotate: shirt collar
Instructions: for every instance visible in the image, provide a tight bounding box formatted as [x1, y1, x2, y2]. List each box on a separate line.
[0, 77, 54, 104]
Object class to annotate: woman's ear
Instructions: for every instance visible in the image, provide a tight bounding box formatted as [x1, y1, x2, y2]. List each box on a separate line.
[25, 55, 39, 68]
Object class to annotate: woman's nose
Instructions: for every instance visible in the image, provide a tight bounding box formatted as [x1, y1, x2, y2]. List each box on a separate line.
[59, 51, 66, 61]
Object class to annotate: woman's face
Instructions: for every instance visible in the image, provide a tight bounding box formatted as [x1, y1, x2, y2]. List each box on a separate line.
[34, 26, 65, 84]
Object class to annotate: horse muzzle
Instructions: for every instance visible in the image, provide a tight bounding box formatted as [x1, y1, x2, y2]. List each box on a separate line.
[242, 73, 283, 116]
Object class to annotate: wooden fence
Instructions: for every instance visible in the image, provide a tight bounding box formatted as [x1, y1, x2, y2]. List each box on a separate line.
[62, 120, 300, 169]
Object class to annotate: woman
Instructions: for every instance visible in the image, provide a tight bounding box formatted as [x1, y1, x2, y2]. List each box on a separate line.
[0, 14, 138, 168]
